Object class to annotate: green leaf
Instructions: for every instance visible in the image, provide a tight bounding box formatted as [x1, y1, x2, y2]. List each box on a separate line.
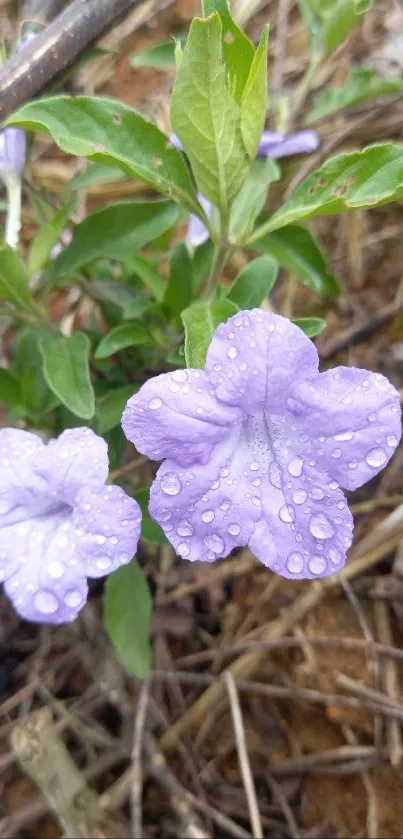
[170, 14, 249, 211]
[202, 0, 255, 102]
[164, 243, 193, 315]
[15, 328, 61, 420]
[39, 332, 95, 419]
[95, 323, 150, 359]
[7, 95, 204, 218]
[131, 36, 186, 70]
[249, 144, 403, 239]
[293, 316, 326, 337]
[321, 0, 373, 57]
[253, 225, 339, 296]
[53, 201, 181, 277]
[230, 157, 280, 243]
[96, 385, 137, 434]
[240, 28, 269, 159]
[182, 297, 239, 367]
[0, 369, 22, 410]
[135, 488, 167, 545]
[0, 244, 35, 311]
[227, 255, 278, 309]
[192, 240, 215, 291]
[128, 256, 166, 301]
[104, 560, 152, 679]
[28, 199, 76, 275]
[65, 162, 125, 193]
[306, 69, 403, 123]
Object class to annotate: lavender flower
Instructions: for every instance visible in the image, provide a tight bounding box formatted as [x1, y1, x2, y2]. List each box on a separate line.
[123, 310, 401, 579]
[0, 128, 26, 181]
[0, 427, 141, 624]
[171, 129, 320, 247]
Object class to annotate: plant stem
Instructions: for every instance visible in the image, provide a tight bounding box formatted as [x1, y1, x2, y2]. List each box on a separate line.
[292, 54, 322, 124]
[205, 209, 230, 295]
[5, 175, 22, 249]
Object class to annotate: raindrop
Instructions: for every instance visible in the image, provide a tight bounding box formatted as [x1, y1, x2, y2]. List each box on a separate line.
[342, 396, 352, 405]
[48, 560, 65, 579]
[227, 346, 238, 359]
[35, 590, 58, 614]
[331, 449, 342, 458]
[205, 534, 225, 553]
[368, 413, 377, 422]
[308, 555, 326, 575]
[293, 489, 307, 505]
[287, 552, 304, 574]
[309, 514, 334, 539]
[387, 434, 398, 448]
[348, 460, 358, 470]
[177, 542, 191, 557]
[171, 370, 188, 382]
[60, 449, 69, 460]
[269, 461, 282, 489]
[311, 487, 325, 500]
[64, 590, 82, 608]
[220, 501, 230, 512]
[329, 546, 343, 566]
[334, 430, 354, 442]
[228, 523, 241, 536]
[97, 556, 112, 570]
[149, 398, 162, 410]
[279, 505, 295, 523]
[201, 510, 215, 523]
[287, 456, 303, 477]
[329, 481, 339, 490]
[249, 461, 259, 472]
[177, 521, 194, 537]
[160, 473, 182, 495]
[365, 448, 387, 468]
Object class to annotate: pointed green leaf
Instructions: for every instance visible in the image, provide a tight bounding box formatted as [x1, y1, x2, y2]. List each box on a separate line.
[0, 244, 35, 311]
[182, 297, 239, 367]
[240, 28, 269, 159]
[321, 0, 373, 57]
[164, 243, 193, 315]
[230, 157, 280, 243]
[96, 385, 137, 434]
[306, 68, 403, 123]
[227, 255, 278, 309]
[39, 332, 95, 419]
[16, 328, 61, 420]
[170, 14, 249, 211]
[253, 225, 339, 296]
[95, 323, 150, 359]
[128, 256, 166, 301]
[104, 560, 152, 680]
[7, 95, 204, 218]
[293, 316, 326, 337]
[28, 198, 77, 275]
[202, 0, 255, 103]
[53, 201, 181, 277]
[131, 36, 186, 70]
[249, 144, 403, 239]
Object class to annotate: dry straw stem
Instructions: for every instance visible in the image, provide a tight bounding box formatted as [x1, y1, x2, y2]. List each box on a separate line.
[225, 672, 263, 839]
[159, 504, 403, 752]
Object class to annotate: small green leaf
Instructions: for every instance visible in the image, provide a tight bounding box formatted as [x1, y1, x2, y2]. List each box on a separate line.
[293, 316, 326, 337]
[253, 225, 339, 296]
[7, 95, 204, 218]
[170, 14, 249, 211]
[39, 332, 95, 419]
[0, 369, 22, 410]
[135, 488, 168, 545]
[0, 244, 35, 311]
[192, 241, 215, 291]
[131, 36, 186, 69]
[65, 162, 125, 193]
[53, 201, 181, 277]
[230, 157, 280, 243]
[182, 298, 239, 368]
[16, 329, 61, 420]
[164, 243, 193, 315]
[240, 28, 269, 159]
[128, 256, 166, 301]
[227, 255, 278, 309]
[306, 68, 403, 123]
[104, 560, 152, 679]
[96, 385, 137, 434]
[95, 323, 150, 359]
[249, 143, 403, 239]
[28, 198, 76, 275]
[321, 0, 373, 57]
[202, 0, 255, 103]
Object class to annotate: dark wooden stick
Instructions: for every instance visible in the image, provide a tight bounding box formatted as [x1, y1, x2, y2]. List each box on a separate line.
[0, 0, 138, 123]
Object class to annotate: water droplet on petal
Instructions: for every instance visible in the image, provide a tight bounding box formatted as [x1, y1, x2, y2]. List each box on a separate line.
[309, 514, 334, 539]
[171, 370, 187, 382]
[331, 449, 342, 459]
[228, 523, 241, 536]
[334, 430, 354, 442]
[65, 589, 83, 608]
[342, 396, 352, 405]
[177, 520, 194, 537]
[97, 556, 112, 570]
[220, 501, 230, 512]
[311, 487, 325, 500]
[348, 460, 358, 470]
[287, 456, 303, 477]
[279, 505, 295, 523]
[269, 461, 282, 489]
[149, 397, 162, 410]
[365, 448, 387, 468]
[293, 489, 307, 505]
[227, 346, 238, 359]
[204, 534, 225, 553]
[329, 546, 343, 566]
[368, 413, 377, 422]
[35, 590, 58, 614]
[201, 510, 215, 523]
[48, 559, 66, 579]
[387, 434, 398, 448]
[160, 473, 182, 495]
[287, 552, 304, 574]
[249, 461, 259, 472]
[308, 555, 327, 575]
[60, 449, 69, 460]
[329, 481, 339, 490]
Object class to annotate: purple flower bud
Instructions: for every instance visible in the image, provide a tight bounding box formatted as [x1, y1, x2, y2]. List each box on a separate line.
[258, 129, 320, 159]
[169, 133, 184, 151]
[0, 128, 26, 180]
[123, 310, 401, 580]
[186, 194, 213, 248]
[0, 427, 142, 624]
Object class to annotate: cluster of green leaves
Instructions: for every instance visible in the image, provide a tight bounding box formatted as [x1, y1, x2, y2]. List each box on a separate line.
[3, 0, 403, 677]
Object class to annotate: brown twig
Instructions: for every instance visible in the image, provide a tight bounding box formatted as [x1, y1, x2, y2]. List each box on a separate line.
[374, 600, 402, 767]
[130, 678, 151, 839]
[225, 673, 263, 839]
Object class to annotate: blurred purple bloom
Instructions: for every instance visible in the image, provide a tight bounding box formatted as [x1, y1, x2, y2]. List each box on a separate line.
[0, 128, 26, 181]
[0, 427, 141, 624]
[123, 310, 401, 580]
[170, 128, 320, 247]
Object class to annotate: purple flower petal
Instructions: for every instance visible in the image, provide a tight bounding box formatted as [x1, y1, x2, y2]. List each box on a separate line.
[122, 370, 239, 467]
[186, 195, 212, 248]
[205, 309, 318, 411]
[123, 310, 401, 580]
[258, 129, 320, 159]
[0, 427, 142, 624]
[0, 128, 26, 180]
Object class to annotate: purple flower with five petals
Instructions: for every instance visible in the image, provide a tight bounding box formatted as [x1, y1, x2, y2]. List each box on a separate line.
[123, 310, 401, 579]
[0, 427, 141, 624]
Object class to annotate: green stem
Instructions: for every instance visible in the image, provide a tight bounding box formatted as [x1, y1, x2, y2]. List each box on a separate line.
[205, 209, 230, 295]
[292, 54, 322, 125]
